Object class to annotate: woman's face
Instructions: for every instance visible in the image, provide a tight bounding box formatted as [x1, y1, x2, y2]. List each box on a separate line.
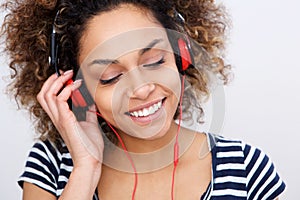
[78, 4, 181, 140]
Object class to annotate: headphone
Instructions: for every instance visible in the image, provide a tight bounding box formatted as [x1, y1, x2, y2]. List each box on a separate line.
[49, 12, 194, 108]
[172, 35, 194, 74]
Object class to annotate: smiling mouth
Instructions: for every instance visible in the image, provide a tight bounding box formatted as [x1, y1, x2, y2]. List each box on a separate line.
[125, 98, 166, 118]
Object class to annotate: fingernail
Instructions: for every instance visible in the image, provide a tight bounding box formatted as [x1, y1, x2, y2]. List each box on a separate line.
[73, 79, 82, 86]
[64, 70, 73, 75]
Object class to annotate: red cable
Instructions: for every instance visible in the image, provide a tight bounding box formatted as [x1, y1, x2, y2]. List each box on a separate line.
[94, 112, 138, 200]
[171, 74, 185, 200]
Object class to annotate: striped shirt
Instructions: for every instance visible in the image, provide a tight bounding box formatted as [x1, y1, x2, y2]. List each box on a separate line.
[18, 133, 285, 199]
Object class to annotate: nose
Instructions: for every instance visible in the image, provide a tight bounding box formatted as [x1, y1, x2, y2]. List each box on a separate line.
[131, 82, 155, 100]
[125, 67, 156, 99]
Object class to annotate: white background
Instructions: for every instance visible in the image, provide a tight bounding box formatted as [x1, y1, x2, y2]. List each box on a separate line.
[0, 0, 299, 199]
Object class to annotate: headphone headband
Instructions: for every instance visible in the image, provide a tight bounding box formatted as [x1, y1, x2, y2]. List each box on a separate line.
[49, 11, 60, 75]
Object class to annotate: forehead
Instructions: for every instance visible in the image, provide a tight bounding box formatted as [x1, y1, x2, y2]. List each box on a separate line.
[79, 4, 166, 63]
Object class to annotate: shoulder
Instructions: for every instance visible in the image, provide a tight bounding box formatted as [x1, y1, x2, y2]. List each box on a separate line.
[208, 133, 286, 199]
[241, 142, 286, 199]
[208, 133, 246, 169]
[18, 140, 73, 197]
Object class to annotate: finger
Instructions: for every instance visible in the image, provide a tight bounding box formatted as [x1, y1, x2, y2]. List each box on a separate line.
[39, 73, 59, 95]
[44, 70, 74, 118]
[56, 79, 83, 117]
[37, 73, 59, 116]
[47, 70, 74, 97]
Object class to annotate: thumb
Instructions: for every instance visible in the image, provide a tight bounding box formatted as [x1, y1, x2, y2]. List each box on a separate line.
[86, 104, 98, 123]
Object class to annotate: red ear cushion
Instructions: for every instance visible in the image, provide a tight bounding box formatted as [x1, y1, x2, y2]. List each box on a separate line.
[178, 38, 192, 71]
[72, 89, 87, 107]
[66, 79, 88, 108]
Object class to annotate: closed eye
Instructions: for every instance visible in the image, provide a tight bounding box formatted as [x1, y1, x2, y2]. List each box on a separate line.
[99, 73, 123, 85]
[99, 56, 165, 85]
[143, 57, 165, 68]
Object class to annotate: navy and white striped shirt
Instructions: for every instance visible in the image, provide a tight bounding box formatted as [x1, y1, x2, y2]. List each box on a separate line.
[18, 133, 285, 199]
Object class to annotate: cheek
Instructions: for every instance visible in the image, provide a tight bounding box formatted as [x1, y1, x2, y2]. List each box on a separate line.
[94, 88, 114, 117]
[93, 86, 129, 128]
[81, 71, 116, 119]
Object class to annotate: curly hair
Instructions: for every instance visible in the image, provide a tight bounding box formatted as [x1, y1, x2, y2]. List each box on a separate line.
[1, 0, 231, 148]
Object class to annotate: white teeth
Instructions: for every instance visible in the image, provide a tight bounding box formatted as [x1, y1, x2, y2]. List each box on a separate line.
[142, 108, 149, 116]
[138, 110, 143, 117]
[133, 111, 138, 117]
[148, 106, 155, 115]
[158, 101, 162, 108]
[130, 100, 163, 117]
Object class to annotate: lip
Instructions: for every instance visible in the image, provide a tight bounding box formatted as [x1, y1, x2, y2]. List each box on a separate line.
[126, 97, 165, 113]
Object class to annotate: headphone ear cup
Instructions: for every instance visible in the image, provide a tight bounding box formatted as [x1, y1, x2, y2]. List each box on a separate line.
[77, 81, 94, 107]
[72, 89, 88, 107]
[177, 38, 194, 73]
[66, 79, 92, 108]
[66, 80, 87, 107]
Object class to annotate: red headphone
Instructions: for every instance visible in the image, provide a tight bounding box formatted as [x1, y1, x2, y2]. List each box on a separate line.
[176, 37, 194, 74]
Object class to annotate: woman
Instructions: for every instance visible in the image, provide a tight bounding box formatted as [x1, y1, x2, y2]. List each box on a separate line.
[1, 0, 285, 199]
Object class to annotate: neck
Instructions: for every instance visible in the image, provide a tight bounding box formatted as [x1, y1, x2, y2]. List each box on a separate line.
[117, 120, 179, 153]
[102, 121, 196, 173]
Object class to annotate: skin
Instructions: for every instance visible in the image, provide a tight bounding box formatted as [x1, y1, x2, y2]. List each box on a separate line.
[24, 4, 280, 200]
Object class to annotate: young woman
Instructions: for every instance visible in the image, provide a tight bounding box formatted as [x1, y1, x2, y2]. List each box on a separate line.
[1, 0, 285, 199]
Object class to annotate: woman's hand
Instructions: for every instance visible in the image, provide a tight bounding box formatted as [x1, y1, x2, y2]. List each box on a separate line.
[36, 70, 104, 199]
[37, 70, 104, 170]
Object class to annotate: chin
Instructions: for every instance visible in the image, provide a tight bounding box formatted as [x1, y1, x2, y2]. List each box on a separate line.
[144, 118, 174, 140]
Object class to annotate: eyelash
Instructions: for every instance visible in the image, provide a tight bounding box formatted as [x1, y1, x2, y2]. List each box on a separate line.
[99, 56, 165, 85]
[99, 73, 123, 85]
[143, 57, 165, 68]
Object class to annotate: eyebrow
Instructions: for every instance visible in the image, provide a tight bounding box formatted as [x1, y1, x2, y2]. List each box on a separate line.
[139, 38, 163, 55]
[87, 38, 164, 67]
[88, 59, 119, 66]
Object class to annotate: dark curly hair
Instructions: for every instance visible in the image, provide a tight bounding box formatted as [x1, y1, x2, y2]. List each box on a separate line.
[1, 0, 231, 148]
